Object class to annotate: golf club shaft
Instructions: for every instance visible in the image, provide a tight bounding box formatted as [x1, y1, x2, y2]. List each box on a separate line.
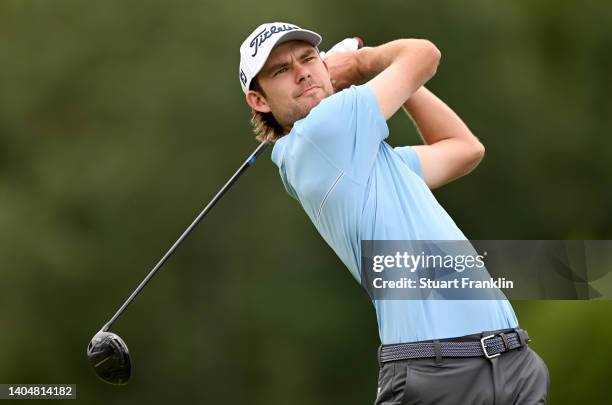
[102, 141, 270, 332]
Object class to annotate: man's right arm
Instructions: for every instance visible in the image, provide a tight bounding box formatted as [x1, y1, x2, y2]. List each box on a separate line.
[355, 39, 441, 119]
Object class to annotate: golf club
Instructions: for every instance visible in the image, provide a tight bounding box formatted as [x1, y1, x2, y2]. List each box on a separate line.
[86, 140, 269, 385]
[86, 35, 364, 386]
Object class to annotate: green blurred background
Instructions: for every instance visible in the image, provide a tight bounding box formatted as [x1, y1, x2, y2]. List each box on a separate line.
[1, 0, 611, 403]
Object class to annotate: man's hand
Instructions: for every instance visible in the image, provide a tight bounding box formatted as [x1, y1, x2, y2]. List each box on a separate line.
[323, 50, 364, 92]
[321, 37, 366, 92]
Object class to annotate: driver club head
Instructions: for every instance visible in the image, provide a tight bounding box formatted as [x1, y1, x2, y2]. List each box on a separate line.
[86, 330, 131, 385]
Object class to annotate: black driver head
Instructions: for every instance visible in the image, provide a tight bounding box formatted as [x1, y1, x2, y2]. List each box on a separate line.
[86, 331, 131, 385]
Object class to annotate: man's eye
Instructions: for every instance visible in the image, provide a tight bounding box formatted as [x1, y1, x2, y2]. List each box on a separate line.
[305, 57, 315, 62]
[274, 67, 288, 76]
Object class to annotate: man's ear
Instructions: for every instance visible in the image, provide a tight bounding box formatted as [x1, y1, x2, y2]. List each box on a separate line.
[246, 90, 271, 113]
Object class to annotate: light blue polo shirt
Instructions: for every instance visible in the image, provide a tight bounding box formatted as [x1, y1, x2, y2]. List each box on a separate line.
[271, 84, 518, 344]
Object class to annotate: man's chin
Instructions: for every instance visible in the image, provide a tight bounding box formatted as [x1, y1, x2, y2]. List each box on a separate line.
[301, 98, 323, 117]
[289, 92, 331, 124]
[305, 91, 329, 107]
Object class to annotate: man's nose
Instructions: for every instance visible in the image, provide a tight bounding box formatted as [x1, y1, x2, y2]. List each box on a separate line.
[295, 62, 311, 83]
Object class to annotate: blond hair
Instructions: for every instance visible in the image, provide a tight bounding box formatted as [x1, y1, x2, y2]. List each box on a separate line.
[249, 78, 286, 142]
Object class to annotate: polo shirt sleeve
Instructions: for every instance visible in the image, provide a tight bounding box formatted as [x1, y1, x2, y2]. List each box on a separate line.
[297, 84, 389, 183]
[393, 145, 425, 180]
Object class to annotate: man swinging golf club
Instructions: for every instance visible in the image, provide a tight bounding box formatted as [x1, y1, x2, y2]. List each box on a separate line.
[240, 22, 550, 404]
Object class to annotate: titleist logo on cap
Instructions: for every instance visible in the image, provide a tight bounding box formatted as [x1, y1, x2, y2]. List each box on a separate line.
[249, 24, 298, 57]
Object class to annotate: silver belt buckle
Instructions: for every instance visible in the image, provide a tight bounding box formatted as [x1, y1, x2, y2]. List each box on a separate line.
[480, 334, 501, 359]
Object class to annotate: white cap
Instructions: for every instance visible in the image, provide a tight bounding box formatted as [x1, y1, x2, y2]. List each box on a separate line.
[239, 22, 322, 94]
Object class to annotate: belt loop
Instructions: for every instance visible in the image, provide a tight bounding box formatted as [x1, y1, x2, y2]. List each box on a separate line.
[433, 340, 443, 365]
[499, 332, 510, 351]
[377, 344, 383, 367]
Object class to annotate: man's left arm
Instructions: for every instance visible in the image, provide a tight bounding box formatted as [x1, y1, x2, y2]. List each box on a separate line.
[402, 86, 485, 189]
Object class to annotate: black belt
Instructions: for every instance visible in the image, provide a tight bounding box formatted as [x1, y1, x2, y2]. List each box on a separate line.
[378, 328, 531, 363]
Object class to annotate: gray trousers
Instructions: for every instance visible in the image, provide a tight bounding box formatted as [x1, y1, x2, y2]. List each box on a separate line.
[374, 338, 549, 404]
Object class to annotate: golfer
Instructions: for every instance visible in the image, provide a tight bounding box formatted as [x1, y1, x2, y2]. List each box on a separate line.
[239, 22, 550, 404]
